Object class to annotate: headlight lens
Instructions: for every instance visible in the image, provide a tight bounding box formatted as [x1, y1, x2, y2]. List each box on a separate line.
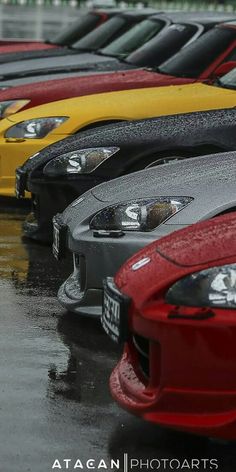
[90, 197, 192, 232]
[43, 147, 120, 177]
[5, 116, 68, 139]
[166, 264, 236, 309]
[0, 99, 30, 118]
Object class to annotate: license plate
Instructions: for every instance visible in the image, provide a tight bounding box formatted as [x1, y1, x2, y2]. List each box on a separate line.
[101, 278, 130, 344]
[52, 216, 67, 260]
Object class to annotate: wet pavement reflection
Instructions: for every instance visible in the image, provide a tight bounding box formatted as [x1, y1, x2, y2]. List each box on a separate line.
[1, 211, 236, 472]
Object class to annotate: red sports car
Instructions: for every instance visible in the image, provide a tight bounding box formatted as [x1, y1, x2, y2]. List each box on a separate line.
[0, 20, 236, 118]
[102, 212, 236, 440]
[131, 20, 236, 85]
[0, 9, 109, 54]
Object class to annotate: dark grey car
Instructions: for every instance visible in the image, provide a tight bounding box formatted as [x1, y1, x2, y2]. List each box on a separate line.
[54, 151, 236, 317]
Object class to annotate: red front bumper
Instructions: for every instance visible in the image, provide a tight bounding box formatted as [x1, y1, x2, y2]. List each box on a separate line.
[110, 313, 236, 441]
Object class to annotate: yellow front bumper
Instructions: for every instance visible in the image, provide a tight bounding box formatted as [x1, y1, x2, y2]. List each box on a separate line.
[0, 134, 69, 197]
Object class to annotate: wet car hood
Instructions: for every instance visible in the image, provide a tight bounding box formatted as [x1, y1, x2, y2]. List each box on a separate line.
[61, 151, 236, 231]
[0, 45, 64, 64]
[0, 69, 163, 112]
[0, 52, 123, 81]
[0, 68, 130, 88]
[91, 150, 236, 207]
[21, 108, 236, 175]
[115, 212, 236, 299]
[156, 211, 236, 266]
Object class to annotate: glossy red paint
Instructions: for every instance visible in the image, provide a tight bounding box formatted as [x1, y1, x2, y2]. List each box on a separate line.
[0, 40, 57, 54]
[110, 213, 236, 440]
[0, 69, 194, 113]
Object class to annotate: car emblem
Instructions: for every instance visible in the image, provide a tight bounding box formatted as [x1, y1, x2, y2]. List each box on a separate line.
[132, 257, 151, 271]
[72, 197, 84, 207]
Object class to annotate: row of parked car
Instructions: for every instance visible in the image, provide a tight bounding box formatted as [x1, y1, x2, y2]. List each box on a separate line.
[1, 6, 236, 441]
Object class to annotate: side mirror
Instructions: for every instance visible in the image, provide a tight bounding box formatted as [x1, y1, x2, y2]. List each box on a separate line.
[213, 61, 236, 78]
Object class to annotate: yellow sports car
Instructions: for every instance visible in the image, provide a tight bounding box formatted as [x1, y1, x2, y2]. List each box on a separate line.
[1, 80, 236, 196]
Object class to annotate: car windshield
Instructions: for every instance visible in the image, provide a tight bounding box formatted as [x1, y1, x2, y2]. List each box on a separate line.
[50, 13, 101, 46]
[72, 16, 129, 51]
[159, 27, 236, 78]
[217, 67, 236, 89]
[100, 18, 165, 59]
[126, 23, 198, 68]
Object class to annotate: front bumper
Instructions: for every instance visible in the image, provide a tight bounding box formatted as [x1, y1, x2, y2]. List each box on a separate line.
[0, 134, 69, 197]
[58, 280, 103, 317]
[23, 175, 107, 243]
[57, 224, 173, 316]
[110, 318, 236, 440]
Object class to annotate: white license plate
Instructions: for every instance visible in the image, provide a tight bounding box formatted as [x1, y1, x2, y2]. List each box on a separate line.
[101, 279, 130, 344]
[102, 290, 121, 343]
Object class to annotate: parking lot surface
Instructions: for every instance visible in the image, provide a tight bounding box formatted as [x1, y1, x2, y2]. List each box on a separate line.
[1, 210, 236, 472]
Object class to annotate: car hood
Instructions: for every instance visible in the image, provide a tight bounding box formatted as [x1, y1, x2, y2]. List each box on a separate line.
[20, 107, 235, 175]
[0, 69, 163, 110]
[0, 69, 195, 90]
[156, 211, 236, 266]
[0, 42, 57, 54]
[6, 82, 236, 127]
[61, 151, 236, 232]
[115, 213, 236, 301]
[91, 150, 236, 206]
[0, 68, 128, 88]
[0, 52, 120, 81]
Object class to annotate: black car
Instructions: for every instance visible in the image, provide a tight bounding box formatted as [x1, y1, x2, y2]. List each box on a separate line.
[16, 108, 236, 243]
[0, 12, 234, 85]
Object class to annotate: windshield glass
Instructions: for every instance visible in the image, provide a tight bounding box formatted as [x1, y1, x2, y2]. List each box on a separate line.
[51, 13, 101, 46]
[160, 27, 236, 78]
[127, 23, 198, 68]
[73, 16, 129, 51]
[218, 67, 236, 89]
[100, 18, 165, 59]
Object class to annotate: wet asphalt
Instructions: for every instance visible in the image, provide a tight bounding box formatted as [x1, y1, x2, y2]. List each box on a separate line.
[1, 209, 236, 472]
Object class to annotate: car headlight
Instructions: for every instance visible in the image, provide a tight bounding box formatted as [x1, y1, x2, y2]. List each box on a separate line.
[5, 116, 68, 139]
[166, 264, 236, 309]
[90, 197, 192, 232]
[0, 100, 30, 119]
[43, 147, 120, 177]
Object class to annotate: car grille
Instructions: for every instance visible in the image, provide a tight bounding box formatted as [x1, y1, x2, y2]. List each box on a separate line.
[132, 333, 150, 379]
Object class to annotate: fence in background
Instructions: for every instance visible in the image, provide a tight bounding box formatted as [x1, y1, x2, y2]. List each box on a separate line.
[0, 5, 76, 39]
[0, 0, 236, 8]
[146, 1, 236, 10]
[0, 1, 235, 40]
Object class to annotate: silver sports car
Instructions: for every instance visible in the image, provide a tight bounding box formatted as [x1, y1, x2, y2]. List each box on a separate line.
[54, 151, 236, 317]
